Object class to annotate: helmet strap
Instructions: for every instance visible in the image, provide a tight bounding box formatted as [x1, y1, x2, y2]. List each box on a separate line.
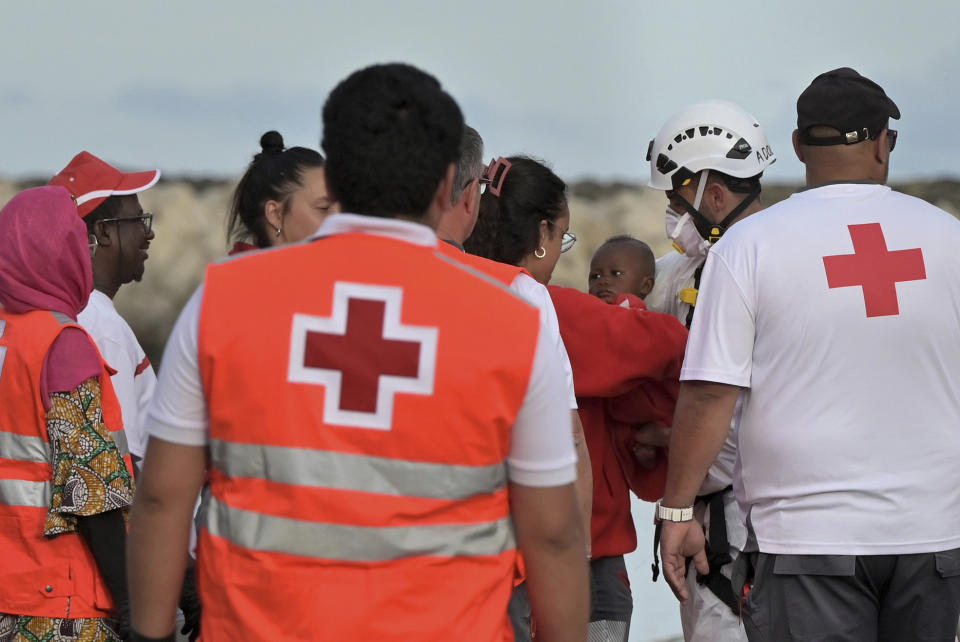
[674, 176, 761, 243]
[692, 169, 709, 210]
[715, 182, 761, 235]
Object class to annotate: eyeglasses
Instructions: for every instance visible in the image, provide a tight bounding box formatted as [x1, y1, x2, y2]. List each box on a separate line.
[546, 219, 576, 253]
[99, 213, 153, 234]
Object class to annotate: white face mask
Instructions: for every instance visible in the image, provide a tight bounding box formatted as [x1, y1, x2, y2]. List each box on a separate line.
[665, 207, 711, 258]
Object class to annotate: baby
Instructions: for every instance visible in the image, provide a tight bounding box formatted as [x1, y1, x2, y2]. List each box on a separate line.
[588, 235, 656, 304]
[588, 235, 666, 468]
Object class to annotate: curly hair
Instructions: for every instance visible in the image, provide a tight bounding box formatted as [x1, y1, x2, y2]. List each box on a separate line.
[464, 156, 567, 266]
[321, 63, 463, 219]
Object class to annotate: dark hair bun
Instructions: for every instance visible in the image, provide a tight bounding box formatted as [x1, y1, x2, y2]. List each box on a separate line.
[259, 130, 285, 155]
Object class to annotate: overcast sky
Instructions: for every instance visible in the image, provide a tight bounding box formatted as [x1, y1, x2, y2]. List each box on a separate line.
[2, 0, 957, 184]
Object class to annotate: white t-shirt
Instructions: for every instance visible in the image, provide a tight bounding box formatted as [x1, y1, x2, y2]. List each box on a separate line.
[146, 213, 577, 488]
[647, 250, 704, 324]
[682, 183, 960, 555]
[647, 249, 736, 495]
[509, 272, 578, 410]
[78, 289, 157, 459]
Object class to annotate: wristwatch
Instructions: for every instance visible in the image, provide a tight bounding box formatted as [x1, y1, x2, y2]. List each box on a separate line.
[655, 500, 694, 523]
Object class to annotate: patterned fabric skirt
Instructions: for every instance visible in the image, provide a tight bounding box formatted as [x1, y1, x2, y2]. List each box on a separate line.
[0, 614, 121, 642]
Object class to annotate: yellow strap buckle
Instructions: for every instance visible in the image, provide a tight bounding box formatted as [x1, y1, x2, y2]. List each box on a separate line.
[679, 287, 698, 306]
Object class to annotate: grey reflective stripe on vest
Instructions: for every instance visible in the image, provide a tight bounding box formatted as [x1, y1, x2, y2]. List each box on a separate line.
[0, 478, 50, 508]
[110, 429, 130, 459]
[0, 431, 50, 464]
[209, 439, 506, 500]
[50, 311, 74, 326]
[205, 495, 515, 561]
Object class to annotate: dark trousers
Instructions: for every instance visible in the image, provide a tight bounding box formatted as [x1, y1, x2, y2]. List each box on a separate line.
[741, 548, 960, 641]
[508, 582, 532, 642]
[508, 556, 633, 642]
[588, 555, 632, 642]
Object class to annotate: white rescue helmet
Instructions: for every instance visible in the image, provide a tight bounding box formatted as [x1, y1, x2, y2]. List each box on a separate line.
[647, 100, 776, 191]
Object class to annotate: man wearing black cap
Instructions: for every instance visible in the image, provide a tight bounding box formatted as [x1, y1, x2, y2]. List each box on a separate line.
[657, 67, 960, 641]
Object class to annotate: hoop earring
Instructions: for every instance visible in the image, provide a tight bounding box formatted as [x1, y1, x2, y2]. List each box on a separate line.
[534, 247, 546, 259]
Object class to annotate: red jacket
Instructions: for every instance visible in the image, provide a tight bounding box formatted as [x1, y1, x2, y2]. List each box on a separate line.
[548, 286, 687, 558]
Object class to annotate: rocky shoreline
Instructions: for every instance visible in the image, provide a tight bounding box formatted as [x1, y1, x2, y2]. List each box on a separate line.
[2, 178, 957, 365]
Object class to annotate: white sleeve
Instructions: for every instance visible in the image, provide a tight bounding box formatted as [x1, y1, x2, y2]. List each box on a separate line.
[509, 274, 578, 409]
[680, 250, 755, 387]
[134, 362, 157, 457]
[145, 285, 209, 446]
[507, 326, 578, 487]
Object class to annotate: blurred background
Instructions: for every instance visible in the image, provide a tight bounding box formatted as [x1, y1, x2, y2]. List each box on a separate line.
[3, 2, 958, 639]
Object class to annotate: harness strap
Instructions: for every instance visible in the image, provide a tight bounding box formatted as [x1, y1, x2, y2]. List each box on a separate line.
[684, 265, 704, 329]
[695, 485, 741, 614]
[651, 521, 662, 582]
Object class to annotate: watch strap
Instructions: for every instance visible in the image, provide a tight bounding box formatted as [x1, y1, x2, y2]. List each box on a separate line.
[655, 500, 694, 522]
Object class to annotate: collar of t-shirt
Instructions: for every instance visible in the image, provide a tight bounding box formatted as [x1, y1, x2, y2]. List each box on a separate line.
[311, 213, 438, 248]
[797, 179, 878, 192]
[86, 288, 117, 314]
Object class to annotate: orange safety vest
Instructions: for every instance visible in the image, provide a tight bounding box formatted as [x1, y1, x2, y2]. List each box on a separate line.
[196, 233, 541, 642]
[435, 241, 528, 287]
[0, 308, 133, 618]
[436, 241, 534, 590]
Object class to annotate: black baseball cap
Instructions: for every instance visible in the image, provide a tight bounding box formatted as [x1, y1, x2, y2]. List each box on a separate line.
[797, 67, 900, 146]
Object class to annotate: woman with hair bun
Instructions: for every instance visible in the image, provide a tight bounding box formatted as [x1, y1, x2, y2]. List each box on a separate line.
[227, 130, 336, 253]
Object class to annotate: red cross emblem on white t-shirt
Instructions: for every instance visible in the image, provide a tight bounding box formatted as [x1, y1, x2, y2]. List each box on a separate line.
[822, 223, 926, 318]
[287, 282, 438, 430]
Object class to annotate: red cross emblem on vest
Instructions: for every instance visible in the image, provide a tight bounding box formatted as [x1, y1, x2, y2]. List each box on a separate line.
[287, 282, 438, 430]
[822, 223, 926, 318]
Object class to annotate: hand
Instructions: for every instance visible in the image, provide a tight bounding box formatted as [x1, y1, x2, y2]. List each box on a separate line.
[632, 443, 658, 469]
[659, 519, 709, 603]
[632, 422, 670, 469]
[634, 422, 670, 448]
[178, 564, 201, 642]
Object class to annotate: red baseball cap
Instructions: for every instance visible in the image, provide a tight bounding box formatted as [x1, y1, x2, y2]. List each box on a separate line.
[48, 151, 160, 218]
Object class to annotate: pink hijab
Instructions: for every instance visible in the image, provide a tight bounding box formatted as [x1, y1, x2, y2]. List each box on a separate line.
[0, 186, 93, 318]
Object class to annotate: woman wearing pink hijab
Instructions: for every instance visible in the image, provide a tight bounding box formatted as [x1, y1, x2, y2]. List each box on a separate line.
[0, 187, 135, 641]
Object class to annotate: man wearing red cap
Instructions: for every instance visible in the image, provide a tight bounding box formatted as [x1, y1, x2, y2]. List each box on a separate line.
[48, 155, 201, 640]
[49, 152, 160, 470]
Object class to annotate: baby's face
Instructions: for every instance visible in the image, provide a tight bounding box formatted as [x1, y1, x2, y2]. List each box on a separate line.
[588, 244, 655, 303]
